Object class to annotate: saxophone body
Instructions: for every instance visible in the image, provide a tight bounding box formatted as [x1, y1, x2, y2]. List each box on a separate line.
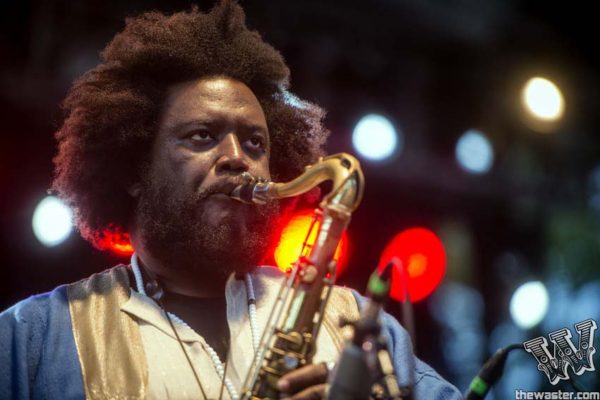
[231, 153, 364, 400]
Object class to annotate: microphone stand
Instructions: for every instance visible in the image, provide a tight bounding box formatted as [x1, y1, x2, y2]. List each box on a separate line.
[328, 262, 412, 400]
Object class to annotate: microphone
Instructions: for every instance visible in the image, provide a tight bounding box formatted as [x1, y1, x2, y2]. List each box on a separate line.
[328, 262, 408, 400]
[465, 344, 523, 400]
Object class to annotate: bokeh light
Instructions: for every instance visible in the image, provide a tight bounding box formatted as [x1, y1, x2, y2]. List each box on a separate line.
[455, 129, 494, 174]
[378, 227, 446, 302]
[509, 280, 549, 329]
[274, 210, 349, 276]
[430, 282, 486, 391]
[430, 282, 484, 331]
[32, 195, 73, 247]
[352, 113, 400, 161]
[522, 77, 565, 122]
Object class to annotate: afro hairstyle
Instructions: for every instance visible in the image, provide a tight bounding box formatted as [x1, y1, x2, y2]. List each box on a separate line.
[52, 0, 329, 249]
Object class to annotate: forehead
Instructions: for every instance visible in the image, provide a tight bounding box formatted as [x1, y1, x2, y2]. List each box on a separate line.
[159, 76, 267, 129]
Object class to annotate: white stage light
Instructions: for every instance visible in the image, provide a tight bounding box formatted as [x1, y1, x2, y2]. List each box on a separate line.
[522, 77, 565, 122]
[455, 129, 494, 174]
[510, 281, 549, 330]
[32, 196, 73, 247]
[352, 114, 399, 161]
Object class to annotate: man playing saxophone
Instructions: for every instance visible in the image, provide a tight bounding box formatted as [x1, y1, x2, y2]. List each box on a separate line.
[0, 1, 462, 399]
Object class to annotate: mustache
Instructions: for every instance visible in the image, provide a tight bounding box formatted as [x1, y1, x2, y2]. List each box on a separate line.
[196, 180, 243, 201]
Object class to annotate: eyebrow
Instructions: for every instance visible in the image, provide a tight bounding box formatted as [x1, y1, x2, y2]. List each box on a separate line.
[168, 119, 269, 138]
[167, 119, 212, 133]
[243, 124, 269, 137]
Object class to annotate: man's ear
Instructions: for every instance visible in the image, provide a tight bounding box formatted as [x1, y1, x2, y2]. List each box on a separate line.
[129, 182, 142, 198]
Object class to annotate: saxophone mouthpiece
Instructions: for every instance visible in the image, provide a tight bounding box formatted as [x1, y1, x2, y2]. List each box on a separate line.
[230, 172, 270, 204]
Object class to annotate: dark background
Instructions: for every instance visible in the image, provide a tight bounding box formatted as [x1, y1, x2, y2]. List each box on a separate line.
[1, 1, 599, 396]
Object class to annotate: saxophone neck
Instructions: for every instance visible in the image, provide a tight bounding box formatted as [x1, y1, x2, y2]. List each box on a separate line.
[230, 153, 365, 211]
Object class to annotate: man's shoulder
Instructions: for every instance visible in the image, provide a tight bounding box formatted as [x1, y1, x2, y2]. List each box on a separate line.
[0, 278, 89, 399]
[0, 285, 70, 325]
[66, 264, 131, 300]
[0, 265, 130, 323]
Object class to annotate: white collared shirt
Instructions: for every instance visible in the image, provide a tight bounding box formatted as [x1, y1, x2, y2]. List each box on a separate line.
[121, 267, 346, 399]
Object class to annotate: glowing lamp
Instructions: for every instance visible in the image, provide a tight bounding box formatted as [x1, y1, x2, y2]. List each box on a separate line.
[99, 231, 134, 256]
[510, 281, 549, 330]
[274, 210, 349, 276]
[522, 77, 565, 122]
[378, 227, 446, 302]
[32, 196, 73, 247]
[352, 114, 400, 161]
[455, 129, 494, 174]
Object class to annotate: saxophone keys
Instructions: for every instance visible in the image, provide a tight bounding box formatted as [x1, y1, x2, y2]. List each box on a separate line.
[299, 265, 318, 283]
[282, 354, 300, 369]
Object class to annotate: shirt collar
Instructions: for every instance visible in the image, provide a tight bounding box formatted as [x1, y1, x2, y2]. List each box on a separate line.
[120, 267, 287, 347]
[120, 288, 204, 342]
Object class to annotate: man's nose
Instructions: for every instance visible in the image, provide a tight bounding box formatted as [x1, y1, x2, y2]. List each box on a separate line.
[215, 133, 249, 175]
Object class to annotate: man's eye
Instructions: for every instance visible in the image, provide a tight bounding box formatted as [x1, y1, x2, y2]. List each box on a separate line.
[246, 136, 266, 151]
[187, 130, 212, 144]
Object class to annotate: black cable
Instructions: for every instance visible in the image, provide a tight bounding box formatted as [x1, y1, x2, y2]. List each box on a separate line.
[568, 376, 589, 393]
[465, 343, 523, 400]
[504, 343, 524, 352]
[161, 301, 209, 400]
[136, 262, 209, 399]
[218, 348, 232, 400]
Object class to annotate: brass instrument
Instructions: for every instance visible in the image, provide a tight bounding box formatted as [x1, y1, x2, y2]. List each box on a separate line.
[231, 153, 364, 400]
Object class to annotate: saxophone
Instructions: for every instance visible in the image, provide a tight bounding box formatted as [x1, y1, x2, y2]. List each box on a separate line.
[230, 153, 364, 400]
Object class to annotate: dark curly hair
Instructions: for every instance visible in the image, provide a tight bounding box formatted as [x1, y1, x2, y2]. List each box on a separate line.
[52, 0, 329, 249]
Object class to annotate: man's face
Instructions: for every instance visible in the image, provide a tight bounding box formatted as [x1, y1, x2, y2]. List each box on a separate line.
[134, 76, 279, 277]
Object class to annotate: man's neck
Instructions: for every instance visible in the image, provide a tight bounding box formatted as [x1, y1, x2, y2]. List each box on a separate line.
[133, 248, 230, 298]
[162, 290, 230, 361]
[156, 268, 229, 298]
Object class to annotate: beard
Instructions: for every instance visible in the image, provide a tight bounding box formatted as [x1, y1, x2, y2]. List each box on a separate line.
[134, 176, 281, 280]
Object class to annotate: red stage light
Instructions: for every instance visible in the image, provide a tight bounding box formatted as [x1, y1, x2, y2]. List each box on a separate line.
[274, 210, 349, 276]
[378, 227, 446, 302]
[99, 231, 134, 257]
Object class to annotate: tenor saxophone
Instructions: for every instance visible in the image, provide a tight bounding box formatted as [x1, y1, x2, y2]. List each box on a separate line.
[230, 153, 364, 400]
